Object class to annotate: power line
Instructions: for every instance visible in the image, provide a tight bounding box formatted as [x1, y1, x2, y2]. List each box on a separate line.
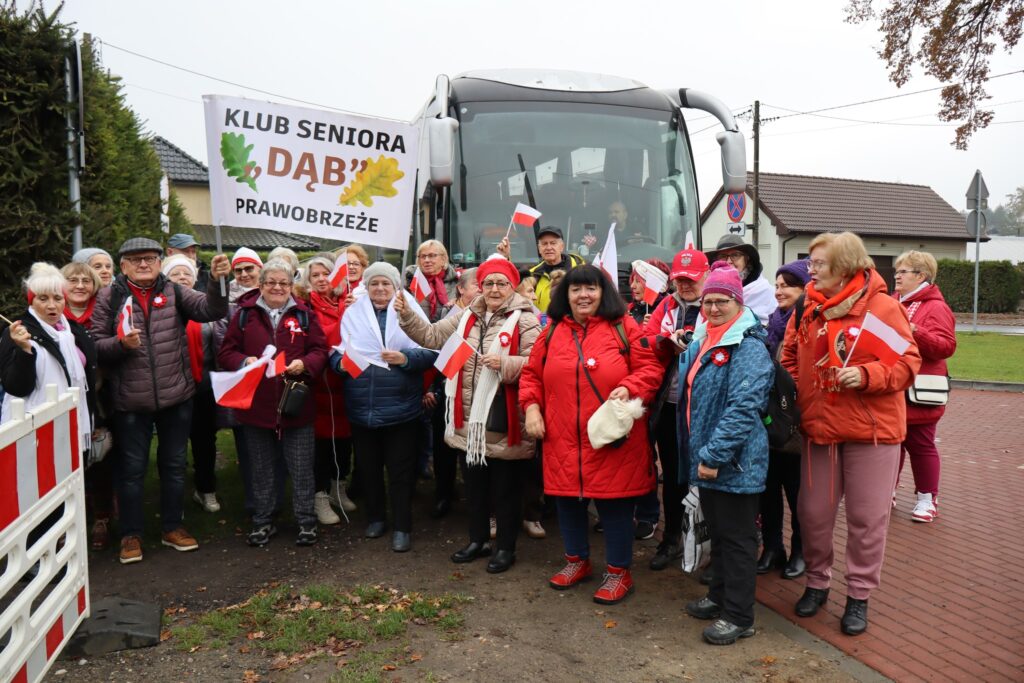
[100, 40, 407, 122]
[761, 98, 1024, 127]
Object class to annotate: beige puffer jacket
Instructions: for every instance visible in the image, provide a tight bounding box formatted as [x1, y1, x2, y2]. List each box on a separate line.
[399, 292, 540, 460]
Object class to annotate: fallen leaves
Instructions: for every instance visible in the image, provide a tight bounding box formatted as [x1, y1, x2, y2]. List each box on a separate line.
[242, 670, 261, 682]
[604, 620, 618, 629]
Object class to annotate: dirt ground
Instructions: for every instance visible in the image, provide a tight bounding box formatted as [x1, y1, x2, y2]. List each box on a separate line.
[51, 492, 875, 683]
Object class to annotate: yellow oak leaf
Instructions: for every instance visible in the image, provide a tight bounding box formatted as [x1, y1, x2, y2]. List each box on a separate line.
[338, 155, 404, 207]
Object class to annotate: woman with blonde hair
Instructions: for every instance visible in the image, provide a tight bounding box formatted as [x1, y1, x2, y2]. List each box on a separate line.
[404, 240, 458, 323]
[892, 250, 955, 523]
[781, 232, 921, 636]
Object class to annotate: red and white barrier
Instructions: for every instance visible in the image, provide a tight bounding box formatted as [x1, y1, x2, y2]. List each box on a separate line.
[0, 386, 90, 683]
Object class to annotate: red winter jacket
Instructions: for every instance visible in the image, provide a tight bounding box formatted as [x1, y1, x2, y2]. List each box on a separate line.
[217, 290, 328, 430]
[896, 284, 956, 425]
[520, 315, 664, 499]
[307, 290, 351, 439]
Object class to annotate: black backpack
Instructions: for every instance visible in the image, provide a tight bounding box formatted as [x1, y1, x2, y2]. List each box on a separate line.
[762, 358, 800, 451]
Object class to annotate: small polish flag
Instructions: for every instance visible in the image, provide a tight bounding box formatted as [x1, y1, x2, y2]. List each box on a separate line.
[434, 333, 475, 381]
[409, 267, 431, 303]
[853, 312, 911, 367]
[511, 202, 542, 227]
[328, 250, 349, 289]
[212, 361, 267, 409]
[642, 268, 668, 305]
[683, 230, 696, 250]
[593, 223, 618, 284]
[116, 296, 134, 340]
[341, 346, 371, 378]
[266, 352, 287, 378]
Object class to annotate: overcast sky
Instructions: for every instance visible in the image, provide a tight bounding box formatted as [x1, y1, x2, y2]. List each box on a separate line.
[47, 0, 1023, 212]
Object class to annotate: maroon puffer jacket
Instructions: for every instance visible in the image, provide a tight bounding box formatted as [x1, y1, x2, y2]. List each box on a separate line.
[217, 290, 328, 429]
[519, 316, 664, 499]
[92, 274, 228, 413]
[897, 284, 956, 424]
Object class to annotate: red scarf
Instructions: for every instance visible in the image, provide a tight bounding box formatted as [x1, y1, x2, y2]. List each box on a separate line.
[186, 321, 204, 383]
[126, 280, 154, 317]
[425, 272, 450, 318]
[800, 270, 869, 393]
[452, 312, 521, 446]
[64, 298, 96, 329]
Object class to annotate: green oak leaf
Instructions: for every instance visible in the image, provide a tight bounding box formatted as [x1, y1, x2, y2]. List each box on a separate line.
[220, 132, 258, 192]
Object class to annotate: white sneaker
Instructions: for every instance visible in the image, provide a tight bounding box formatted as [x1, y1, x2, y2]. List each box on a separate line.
[315, 491, 341, 525]
[523, 520, 546, 539]
[192, 490, 221, 513]
[911, 492, 937, 523]
[330, 480, 357, 513]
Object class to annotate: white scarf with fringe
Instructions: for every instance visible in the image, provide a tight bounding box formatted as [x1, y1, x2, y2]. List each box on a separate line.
[445, 307, 521, 466]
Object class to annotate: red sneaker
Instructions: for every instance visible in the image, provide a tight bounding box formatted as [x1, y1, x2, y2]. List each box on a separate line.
[549, 554, 593, 590]
[593, 565, 634, 605]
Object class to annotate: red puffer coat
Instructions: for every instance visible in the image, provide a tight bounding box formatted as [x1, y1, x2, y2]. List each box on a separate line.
[307, 290, 351, 439]
[897, 284, 956, 424]
[520, 315, 664, 499]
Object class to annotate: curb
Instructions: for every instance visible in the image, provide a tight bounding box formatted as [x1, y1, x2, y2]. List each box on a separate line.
[951, 378, 1024, 393]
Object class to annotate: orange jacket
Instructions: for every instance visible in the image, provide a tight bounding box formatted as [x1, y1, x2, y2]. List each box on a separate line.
[781, 269, 921, 445]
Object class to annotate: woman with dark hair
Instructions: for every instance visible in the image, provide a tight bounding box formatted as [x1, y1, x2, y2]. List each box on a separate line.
[758, 260, 812, 579]
[520, 265, 663, 604]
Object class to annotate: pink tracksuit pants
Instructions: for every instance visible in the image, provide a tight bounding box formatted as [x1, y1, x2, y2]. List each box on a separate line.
[798, 441, 900, 600]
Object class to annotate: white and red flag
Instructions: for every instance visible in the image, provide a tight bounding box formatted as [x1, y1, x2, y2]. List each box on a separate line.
[434, 332, 475, 381]
[683, 230, 696, 250]
[340, 345, 372, 378]
[846, 312, 911, 367]
[511, 202, 542, 228]
[116, 296, 134, 340]
[328, 250, 349, 290]
[266, 352, 287, 378]
[592, 223, 618, 284]
[632, 260, 668, 306]
[211, 345, 276, 409]
[409, 267, 431, 303]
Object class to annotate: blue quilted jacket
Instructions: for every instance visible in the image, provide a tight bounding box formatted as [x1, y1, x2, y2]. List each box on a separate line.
[330, 307, 437, 429]
[676, 307, 773, 495]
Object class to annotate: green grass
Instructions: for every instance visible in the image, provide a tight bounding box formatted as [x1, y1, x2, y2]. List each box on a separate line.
[947, 332, 1024, 382]
[167, 583, 470, 674]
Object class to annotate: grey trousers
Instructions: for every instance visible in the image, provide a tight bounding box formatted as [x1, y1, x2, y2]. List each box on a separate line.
[245, 425, 316, 528]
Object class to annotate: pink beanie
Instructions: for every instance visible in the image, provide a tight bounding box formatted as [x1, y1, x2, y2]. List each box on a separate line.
[702, 261, 744, 304]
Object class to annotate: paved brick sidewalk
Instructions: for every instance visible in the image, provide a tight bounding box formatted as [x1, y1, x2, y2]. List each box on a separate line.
[756, 389, 1024, 682]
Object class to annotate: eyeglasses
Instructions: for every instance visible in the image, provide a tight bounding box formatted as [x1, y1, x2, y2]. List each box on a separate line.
[419, 253, 442, 259]
[347, 261, 362, 269]
[234, 265, 256, 275]
[263, 280, 292, 289]
[66, 277, 93, 286]
[718, 252, 744, 263]
[701, 298, 735, 309]
[124, 255, 158, 265]
[894, 269, 921, 276]
[481, 280, 511, 290]
[806, 259, 829, 272]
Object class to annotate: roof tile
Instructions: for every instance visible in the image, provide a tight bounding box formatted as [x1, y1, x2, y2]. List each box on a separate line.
[151, 136, 209, 184]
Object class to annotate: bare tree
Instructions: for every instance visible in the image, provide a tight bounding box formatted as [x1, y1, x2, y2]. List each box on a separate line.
[846, 0, 1023, 149]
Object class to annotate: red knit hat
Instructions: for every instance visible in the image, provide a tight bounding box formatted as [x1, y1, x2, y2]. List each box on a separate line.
[476, 254, 521, 289]
[702, 261, 744, 304]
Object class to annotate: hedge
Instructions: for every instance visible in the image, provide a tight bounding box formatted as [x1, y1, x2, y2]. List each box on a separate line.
[935, 259, 1022, 313]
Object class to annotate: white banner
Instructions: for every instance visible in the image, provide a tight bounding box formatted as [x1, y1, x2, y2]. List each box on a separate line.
[203, 95, 419, 250]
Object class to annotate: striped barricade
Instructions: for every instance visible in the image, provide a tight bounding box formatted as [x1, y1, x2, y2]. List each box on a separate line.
[0, 386, 90, 683]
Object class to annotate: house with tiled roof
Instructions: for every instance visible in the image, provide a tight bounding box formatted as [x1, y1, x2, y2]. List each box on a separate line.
[151, 136, 345, 252]
[700, 172, 973, 284]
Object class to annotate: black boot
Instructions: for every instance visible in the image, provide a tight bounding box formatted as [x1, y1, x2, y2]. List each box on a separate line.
[756, 547, 787, 575]
[782, 551, 806, 579]
[841, 597, 868, 635]
[795, 587, 829, 617]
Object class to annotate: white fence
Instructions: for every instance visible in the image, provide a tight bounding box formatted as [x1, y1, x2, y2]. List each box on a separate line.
[0, 386, 89, 683]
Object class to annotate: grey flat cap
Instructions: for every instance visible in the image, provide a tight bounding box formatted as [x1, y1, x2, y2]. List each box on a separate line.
[167, 233, 198, 249]
[118, 237, 164, 257]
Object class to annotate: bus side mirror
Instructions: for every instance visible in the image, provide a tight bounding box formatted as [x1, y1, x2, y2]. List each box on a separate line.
[428, 116, 459, 187]
[716, 129, 746, 194]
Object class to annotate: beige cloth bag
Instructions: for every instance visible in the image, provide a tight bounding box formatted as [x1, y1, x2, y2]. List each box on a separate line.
[587, 398, 646, 449]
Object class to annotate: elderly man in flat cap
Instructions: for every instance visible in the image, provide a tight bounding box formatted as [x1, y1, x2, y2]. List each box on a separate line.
[91, 237, 230, 565]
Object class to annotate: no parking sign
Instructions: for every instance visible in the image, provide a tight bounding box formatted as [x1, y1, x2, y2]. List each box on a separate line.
[727, 193, 747, 222]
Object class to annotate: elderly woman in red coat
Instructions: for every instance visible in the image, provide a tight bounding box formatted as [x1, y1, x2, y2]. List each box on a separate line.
[520, 265, 663, 605]
[892, 250, 956, 523]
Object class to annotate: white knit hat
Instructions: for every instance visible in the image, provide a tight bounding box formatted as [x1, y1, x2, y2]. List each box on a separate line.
[362, 261, 401, 289]
[161, 254, 197, 279]
[231, 247, 263, 269]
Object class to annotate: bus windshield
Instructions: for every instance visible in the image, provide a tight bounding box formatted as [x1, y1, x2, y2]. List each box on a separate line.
[448, 100, 698, 266]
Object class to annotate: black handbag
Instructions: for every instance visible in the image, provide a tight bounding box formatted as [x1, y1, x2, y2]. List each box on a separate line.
[277, 379, 311, 418]
[485, 386, 509, 433]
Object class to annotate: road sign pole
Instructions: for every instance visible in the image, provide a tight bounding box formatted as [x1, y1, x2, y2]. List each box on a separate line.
[972, 176, 982, 333]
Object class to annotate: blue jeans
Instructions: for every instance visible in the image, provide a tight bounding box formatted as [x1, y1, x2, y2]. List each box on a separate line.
[555, 496, 636, 568]
[114, 399, 193, 537]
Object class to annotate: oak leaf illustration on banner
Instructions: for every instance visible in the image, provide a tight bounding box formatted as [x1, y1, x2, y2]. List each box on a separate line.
[221, 132, 259, 192]
[338, 155, 404, 207]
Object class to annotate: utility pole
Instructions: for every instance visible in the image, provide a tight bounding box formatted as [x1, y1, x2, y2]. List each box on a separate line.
[751, 100, 760, 248]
